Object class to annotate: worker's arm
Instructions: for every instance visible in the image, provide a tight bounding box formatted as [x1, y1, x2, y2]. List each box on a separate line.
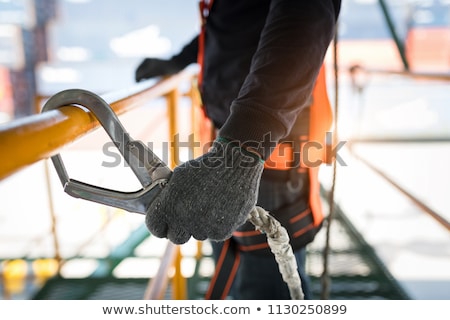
[145, 0, 340, 245]
[220, 0, 341, 159]
[135, 36, 199, 81]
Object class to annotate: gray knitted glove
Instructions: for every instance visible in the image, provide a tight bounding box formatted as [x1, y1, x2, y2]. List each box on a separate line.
[145, 138, 264, 244]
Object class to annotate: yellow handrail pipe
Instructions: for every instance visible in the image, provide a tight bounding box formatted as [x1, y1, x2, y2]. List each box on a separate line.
[0, 69, 196, 181]
[143, 242, 178, 300]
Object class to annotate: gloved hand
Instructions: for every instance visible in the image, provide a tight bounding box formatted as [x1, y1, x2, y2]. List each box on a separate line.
[145, 138, 264, 244]
[135, 58, 184, 82]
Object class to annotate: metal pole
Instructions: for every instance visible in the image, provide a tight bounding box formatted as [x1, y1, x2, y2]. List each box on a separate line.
[378, 0, 410, 70]
[166, 88, 180, 168]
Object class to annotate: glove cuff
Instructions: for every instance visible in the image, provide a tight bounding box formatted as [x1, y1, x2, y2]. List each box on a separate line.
[216, 136, 264, 165]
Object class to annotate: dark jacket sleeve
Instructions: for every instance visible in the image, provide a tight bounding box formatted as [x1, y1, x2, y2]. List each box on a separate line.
[171, 36, 199, 68]
[219, 0, 341, 159]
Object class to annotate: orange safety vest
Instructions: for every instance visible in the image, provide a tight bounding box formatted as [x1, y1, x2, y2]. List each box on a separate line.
[262, 64, 332, 227]
[308, 64, 334, 227]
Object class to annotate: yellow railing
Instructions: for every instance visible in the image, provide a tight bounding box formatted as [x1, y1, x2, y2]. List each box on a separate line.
[0, 68, 202, 300]
[0, 68, 198, 181]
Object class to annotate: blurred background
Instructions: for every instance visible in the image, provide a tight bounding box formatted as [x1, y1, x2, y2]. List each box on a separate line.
[0, 0, 449, 300]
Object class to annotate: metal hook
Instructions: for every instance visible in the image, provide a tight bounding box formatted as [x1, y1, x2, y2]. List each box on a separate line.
[41, 89, 172, 214]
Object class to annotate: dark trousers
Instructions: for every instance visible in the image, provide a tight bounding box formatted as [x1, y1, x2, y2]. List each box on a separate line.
[211, 241, 312, 299]
[210, 168, 313, 299]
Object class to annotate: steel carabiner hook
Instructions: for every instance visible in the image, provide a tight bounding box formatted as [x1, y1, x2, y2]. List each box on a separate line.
[41, 89, 172, 214]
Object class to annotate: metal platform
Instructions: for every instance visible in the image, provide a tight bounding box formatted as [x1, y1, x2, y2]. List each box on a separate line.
[306, 208, 410, 300]
[32, 205, 410, 300]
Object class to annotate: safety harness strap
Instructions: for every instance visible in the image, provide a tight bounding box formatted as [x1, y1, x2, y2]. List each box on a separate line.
[197, 0, 214, 88]
[204, 239, 240, 299]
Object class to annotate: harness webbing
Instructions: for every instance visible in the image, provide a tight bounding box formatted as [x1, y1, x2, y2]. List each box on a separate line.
[204, 239, 240, 300]
[197, 0, 214, 88]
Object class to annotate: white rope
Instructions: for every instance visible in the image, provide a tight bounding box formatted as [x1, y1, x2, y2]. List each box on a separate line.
[248, 206, 304, 300]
